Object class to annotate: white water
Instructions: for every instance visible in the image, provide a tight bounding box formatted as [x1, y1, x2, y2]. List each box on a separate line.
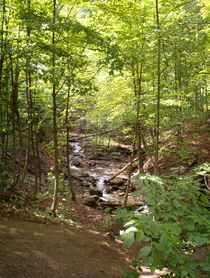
[69, 142, 84, 169]
[69, 141, 147, 206]
[88, 172, 118, 201]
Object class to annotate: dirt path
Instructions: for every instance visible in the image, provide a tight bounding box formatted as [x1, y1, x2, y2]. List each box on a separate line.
[0, 217, 169, 278]
[0, 217, 134, 278]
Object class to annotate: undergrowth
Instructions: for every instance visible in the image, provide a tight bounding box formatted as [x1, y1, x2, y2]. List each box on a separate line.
[116, 163, 210, 278]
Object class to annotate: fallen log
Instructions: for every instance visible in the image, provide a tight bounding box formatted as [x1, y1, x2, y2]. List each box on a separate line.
[107, 157, 138, 181]
[70, 127, 122, 141]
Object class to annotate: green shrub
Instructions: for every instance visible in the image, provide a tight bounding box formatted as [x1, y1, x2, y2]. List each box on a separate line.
[117, 164, 210, 277]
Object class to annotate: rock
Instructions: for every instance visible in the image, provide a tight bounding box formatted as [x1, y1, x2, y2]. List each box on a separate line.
[81, 172, 89, 178]
[109, 178, 125, 186]
[88, 161, 96, 166]
[112, 185, 121, 191]
[87, 176, 97, 183]
[118, 192, 125, 196]
[89, 188, 102, 196]
[83, 195, 99, 207]
[106, 187, 114, 194]
[106, 184, 126, 193]
[81, 181, 90, 187]
[71, 168, 83, 178]
[72, 158, 82, 167]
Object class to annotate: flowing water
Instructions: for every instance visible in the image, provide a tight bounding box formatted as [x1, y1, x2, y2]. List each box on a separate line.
[69, 141, 118, 201]
[69, 141, 148, 209]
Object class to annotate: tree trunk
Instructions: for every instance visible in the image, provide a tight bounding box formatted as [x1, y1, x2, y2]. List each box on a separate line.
[66, 85, 76, 201]
[154, 0, 161, 174]
[51, 0, 59, 216]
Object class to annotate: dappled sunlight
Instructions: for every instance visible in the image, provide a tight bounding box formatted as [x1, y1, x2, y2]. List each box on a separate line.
[32, 250, 61, 271]
[140, 267, 168, 278]
[9, 227, 26, 236]
[33, 231, 44, 236]
[13, 251, 29, 258]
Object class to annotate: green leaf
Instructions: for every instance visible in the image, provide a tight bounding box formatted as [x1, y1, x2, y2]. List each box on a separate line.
[153, 241, 165, 252]
[126, 226, 138, 233]
[124, 219, 137, 227]
[122, 270, 139, 278]
[135, 230, 144, 242]
[138, 245, 152, 258]
[200, 261, 210, 272]
[173, 199, 181, 208]
[120, 231, 135, 248]
[132, 190, 141, 196]
[152, 250, 164, 269]
[159, 235, 171, 250]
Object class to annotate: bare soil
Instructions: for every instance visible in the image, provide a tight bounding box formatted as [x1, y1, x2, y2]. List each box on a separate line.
[0, 217, 132, 278]
[0, 217, 168, 278]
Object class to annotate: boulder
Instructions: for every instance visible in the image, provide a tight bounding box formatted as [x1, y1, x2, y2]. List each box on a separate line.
[87, 176, 97, 183]
[89, 188, 102, 196]
[109, 178, 125, 186]
[81, 181, 90, 187]
[72, 158, 82, 167]
[81, 172, 89, 177]
[83, 195, 99, 207]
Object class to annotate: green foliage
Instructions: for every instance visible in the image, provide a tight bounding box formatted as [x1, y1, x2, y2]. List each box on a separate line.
[117, 164, 210, 277]
[110, 151, 121, 160]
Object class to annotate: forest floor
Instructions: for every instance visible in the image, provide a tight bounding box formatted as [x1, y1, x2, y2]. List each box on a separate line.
[0, 216, 168, 278]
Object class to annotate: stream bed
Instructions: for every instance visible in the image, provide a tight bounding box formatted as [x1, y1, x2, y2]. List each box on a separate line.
[69, 141, 144, 208]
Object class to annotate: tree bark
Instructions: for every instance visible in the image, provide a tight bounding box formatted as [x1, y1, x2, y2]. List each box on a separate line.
[51, 0, 59, 216]
[154, 0, 161, 174]
[66, 85, 76, 201]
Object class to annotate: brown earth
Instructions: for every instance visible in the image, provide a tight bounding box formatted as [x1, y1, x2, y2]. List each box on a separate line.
[0, 217, 131, 278]
[0, 217, 167, 278]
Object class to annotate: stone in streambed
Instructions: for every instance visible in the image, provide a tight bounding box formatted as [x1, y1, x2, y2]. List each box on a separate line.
[109, 178, 125, 186]
[83, 195, 99, 207]
[89, 188, 102, 197]
[82, 172, 90, 178]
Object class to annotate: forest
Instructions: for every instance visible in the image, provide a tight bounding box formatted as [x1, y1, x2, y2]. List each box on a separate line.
[0, 0, 209, 277]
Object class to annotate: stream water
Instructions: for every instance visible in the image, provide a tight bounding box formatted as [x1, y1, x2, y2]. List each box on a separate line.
[69, 142, 118, 202]
[69, 141, 149, 211]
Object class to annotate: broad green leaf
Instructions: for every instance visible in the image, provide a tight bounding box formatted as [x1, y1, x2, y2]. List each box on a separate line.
[126, 226, 138, 233]
[124, 219, 137, 227]
[120, 231, 135, 248]
[135, 230, 144, 242]
[138, 245, 152, 258]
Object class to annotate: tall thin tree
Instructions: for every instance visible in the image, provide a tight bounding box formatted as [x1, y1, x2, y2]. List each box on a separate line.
[51, 0, 59, 216]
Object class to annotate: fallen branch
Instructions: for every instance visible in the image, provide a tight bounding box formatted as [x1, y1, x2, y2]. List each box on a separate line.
[107, 157, 138, 181]
[70, 127, 122, 141]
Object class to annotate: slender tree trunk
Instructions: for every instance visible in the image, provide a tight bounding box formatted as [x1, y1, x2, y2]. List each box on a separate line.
[0, 1, 6, 146]
[124, 140, 136, 207]
[154, 0, 161, 174]
[132, 59, 144, 173]
[25, 0, 38, 194]
[205, 82, 209, 114]
[136, 62, 144, 173]
[66, 85, 76, 201]
[0, 3, 5, 159]
[34, 121, 42, 191]
[10, 58, 20, 157]
[51, 0, 59, 216]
